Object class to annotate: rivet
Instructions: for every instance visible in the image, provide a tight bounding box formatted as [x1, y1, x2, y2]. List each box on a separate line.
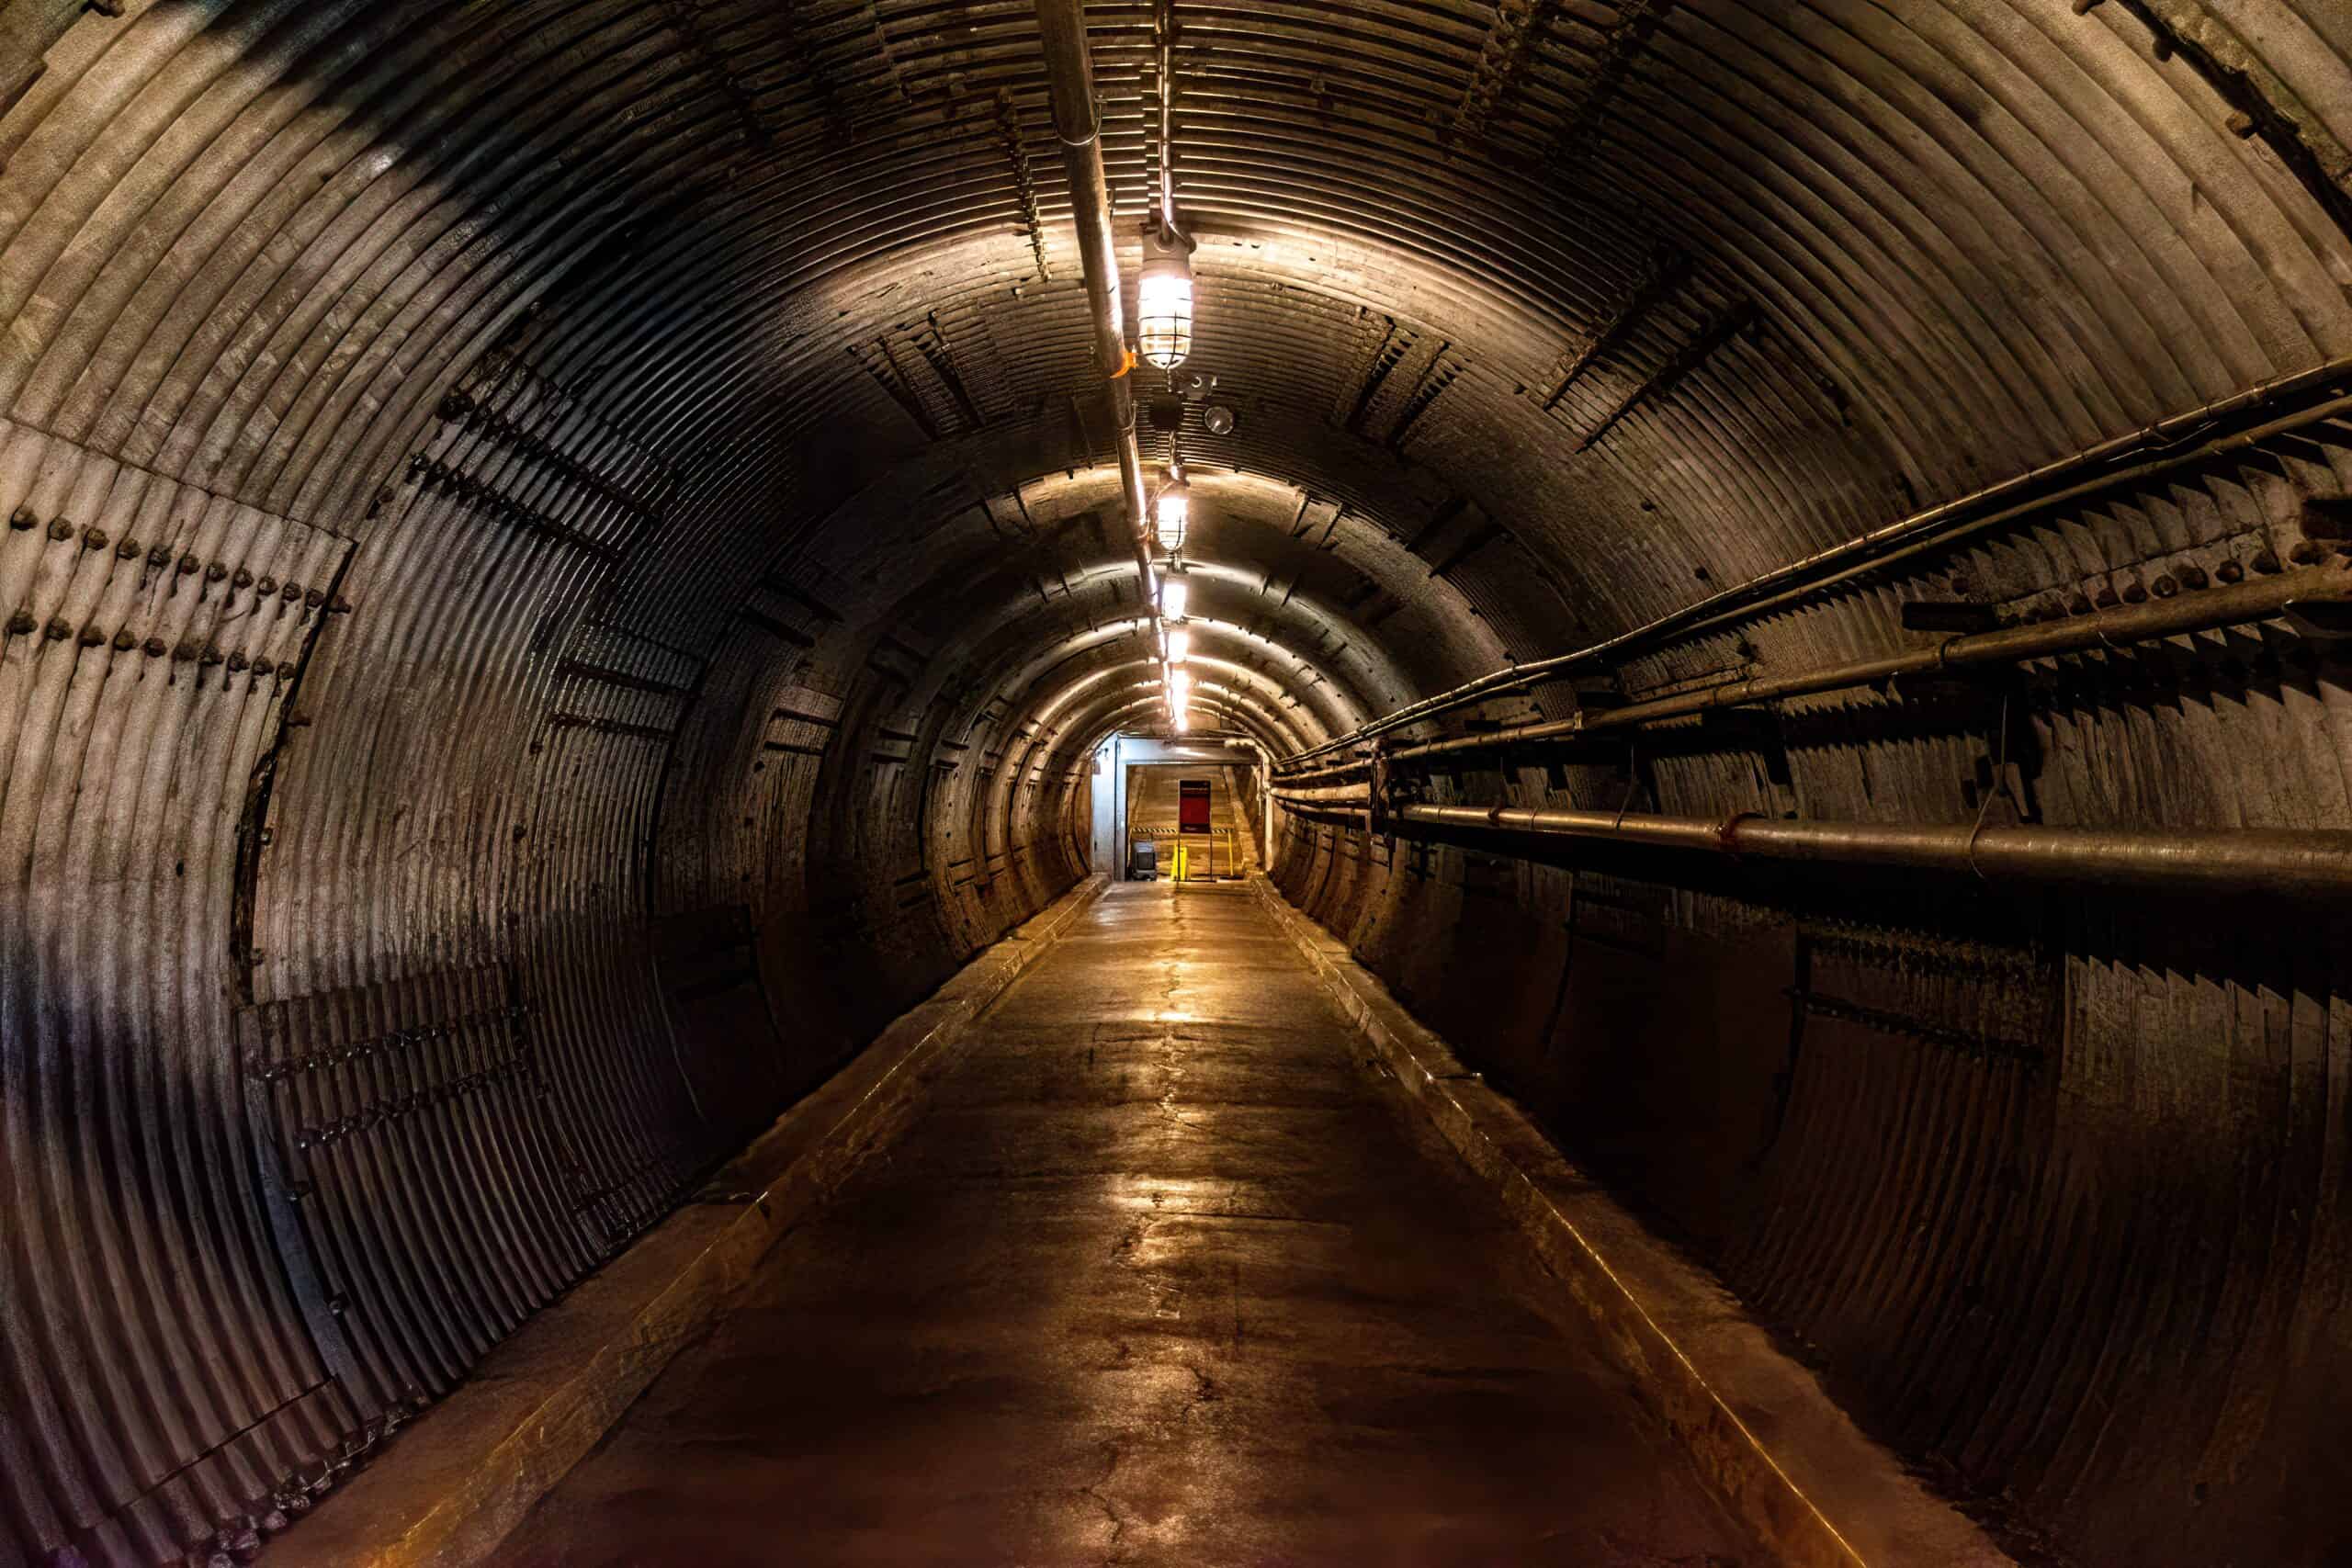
[253, 657, 275, 676]
[2176, 564, 2207, 590]
[304, 588, 324, 607]
[2065, 592, 2092, 615]
[330, 595, 354, 613]
[82, 526, 108, 550]
[227, 651, 248, 671]
[232, 567, 254, 588]
[116, 537, 141, 559]
[205, 561, 228, 582]
[6, 611, 33, 637]
[2226, 110, 2259, 140]
[7, 506, 35, 530]
[178, 555, 201, 575]
[144, 637, 167, 657]
[112, 630, 135, 651]
[2216, 558, 2245, 583]
[2289, 539, 2326, 565]
[256, 575, 277, 594]
[148, 543, 173, 564]
[200, 645, 223, 666]
[281, 582, 302, 603]
[48, 518, 75, 541]
[2120, 580, 2147, 604]
[46, 618, 73, 641]
[79, 626, 106, 648]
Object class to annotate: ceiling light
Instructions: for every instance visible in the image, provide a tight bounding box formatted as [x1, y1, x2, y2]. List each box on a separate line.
[1159, 575, 1189, 621]
[1166, 627, 1191, 663]
[1137, 227, 1195, 370]
[1155, 475, 1189, 554]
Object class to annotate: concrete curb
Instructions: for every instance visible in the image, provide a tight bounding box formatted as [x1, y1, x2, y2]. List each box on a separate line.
[295, 875, 1111, 1567]
[1247, 875, 2013, 1568]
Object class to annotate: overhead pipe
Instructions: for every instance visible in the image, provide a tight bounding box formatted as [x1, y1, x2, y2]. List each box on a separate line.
[1273, 759, 1371, 789]
[1280, 355, 2352, 770]
[1393, 805, 2352, 903]
[1037, 0, 1158, 599]
[1271, 783, 1375, 808]
[1276, 802, 1373, 828]
[1392, 560, 2352, 763]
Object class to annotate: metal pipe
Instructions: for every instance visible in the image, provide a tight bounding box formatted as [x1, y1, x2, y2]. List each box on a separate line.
[1392, 560, 2352, 762]
[1279, 355, 2352, 770]
[1271, 784, 1371, 807]
[1273, 760, 1371, 788]
[1037, 0, 1157, 592]
[1396, 804, 2352, 902]
[1276, 802, 1372, 827]
[1156, 2, 1178, 236]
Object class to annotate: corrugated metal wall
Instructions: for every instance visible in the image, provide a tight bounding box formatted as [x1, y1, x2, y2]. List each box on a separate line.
[4, 0, 2351, 1562]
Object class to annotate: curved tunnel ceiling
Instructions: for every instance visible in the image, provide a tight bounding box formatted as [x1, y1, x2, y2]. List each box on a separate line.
[5, 1, 2352, 1564]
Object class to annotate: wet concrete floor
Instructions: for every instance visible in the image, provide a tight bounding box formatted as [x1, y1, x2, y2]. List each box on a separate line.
[496, 883, 1747, 1566]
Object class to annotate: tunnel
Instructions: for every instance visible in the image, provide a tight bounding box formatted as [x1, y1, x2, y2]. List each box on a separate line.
[4, 0, 2352, 1563]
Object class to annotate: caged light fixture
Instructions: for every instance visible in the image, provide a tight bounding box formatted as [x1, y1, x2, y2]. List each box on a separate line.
[1137, 226, 1195, 370]
[1155, 470, 1191, 555]
[1167, 666, 1193, 718]
[1136, 0, 1197, 371]
[1159, 573, 1190, 622]
[1166, 627, 1192, 664]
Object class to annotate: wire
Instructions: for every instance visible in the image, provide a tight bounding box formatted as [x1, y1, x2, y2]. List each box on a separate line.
[1962, 692, 2012, 880]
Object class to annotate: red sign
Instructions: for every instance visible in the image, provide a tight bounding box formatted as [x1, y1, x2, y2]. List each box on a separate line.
[1178, 779, 1213, 834]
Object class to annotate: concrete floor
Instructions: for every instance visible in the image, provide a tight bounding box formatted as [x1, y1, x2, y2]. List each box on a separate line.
[495, 883, 1747, 1566]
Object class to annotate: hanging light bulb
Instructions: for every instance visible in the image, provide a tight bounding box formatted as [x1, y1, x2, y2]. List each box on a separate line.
[1166, 627, 1191, 664]
[1155, 474, 1190, 555]
[1169, 668, 1193, 703]
[1137, 226, 1196, 370]
[1159, 574, 1189, 622]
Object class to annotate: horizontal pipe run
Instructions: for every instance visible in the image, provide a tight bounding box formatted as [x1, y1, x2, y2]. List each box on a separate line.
[1392, 561, 2352, 762]
[1271, 784, 1373, 808]
[1280, 356, 2352, 770]
[1280, 805, 1372, 828]
[1397, 804, 2352, 902]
